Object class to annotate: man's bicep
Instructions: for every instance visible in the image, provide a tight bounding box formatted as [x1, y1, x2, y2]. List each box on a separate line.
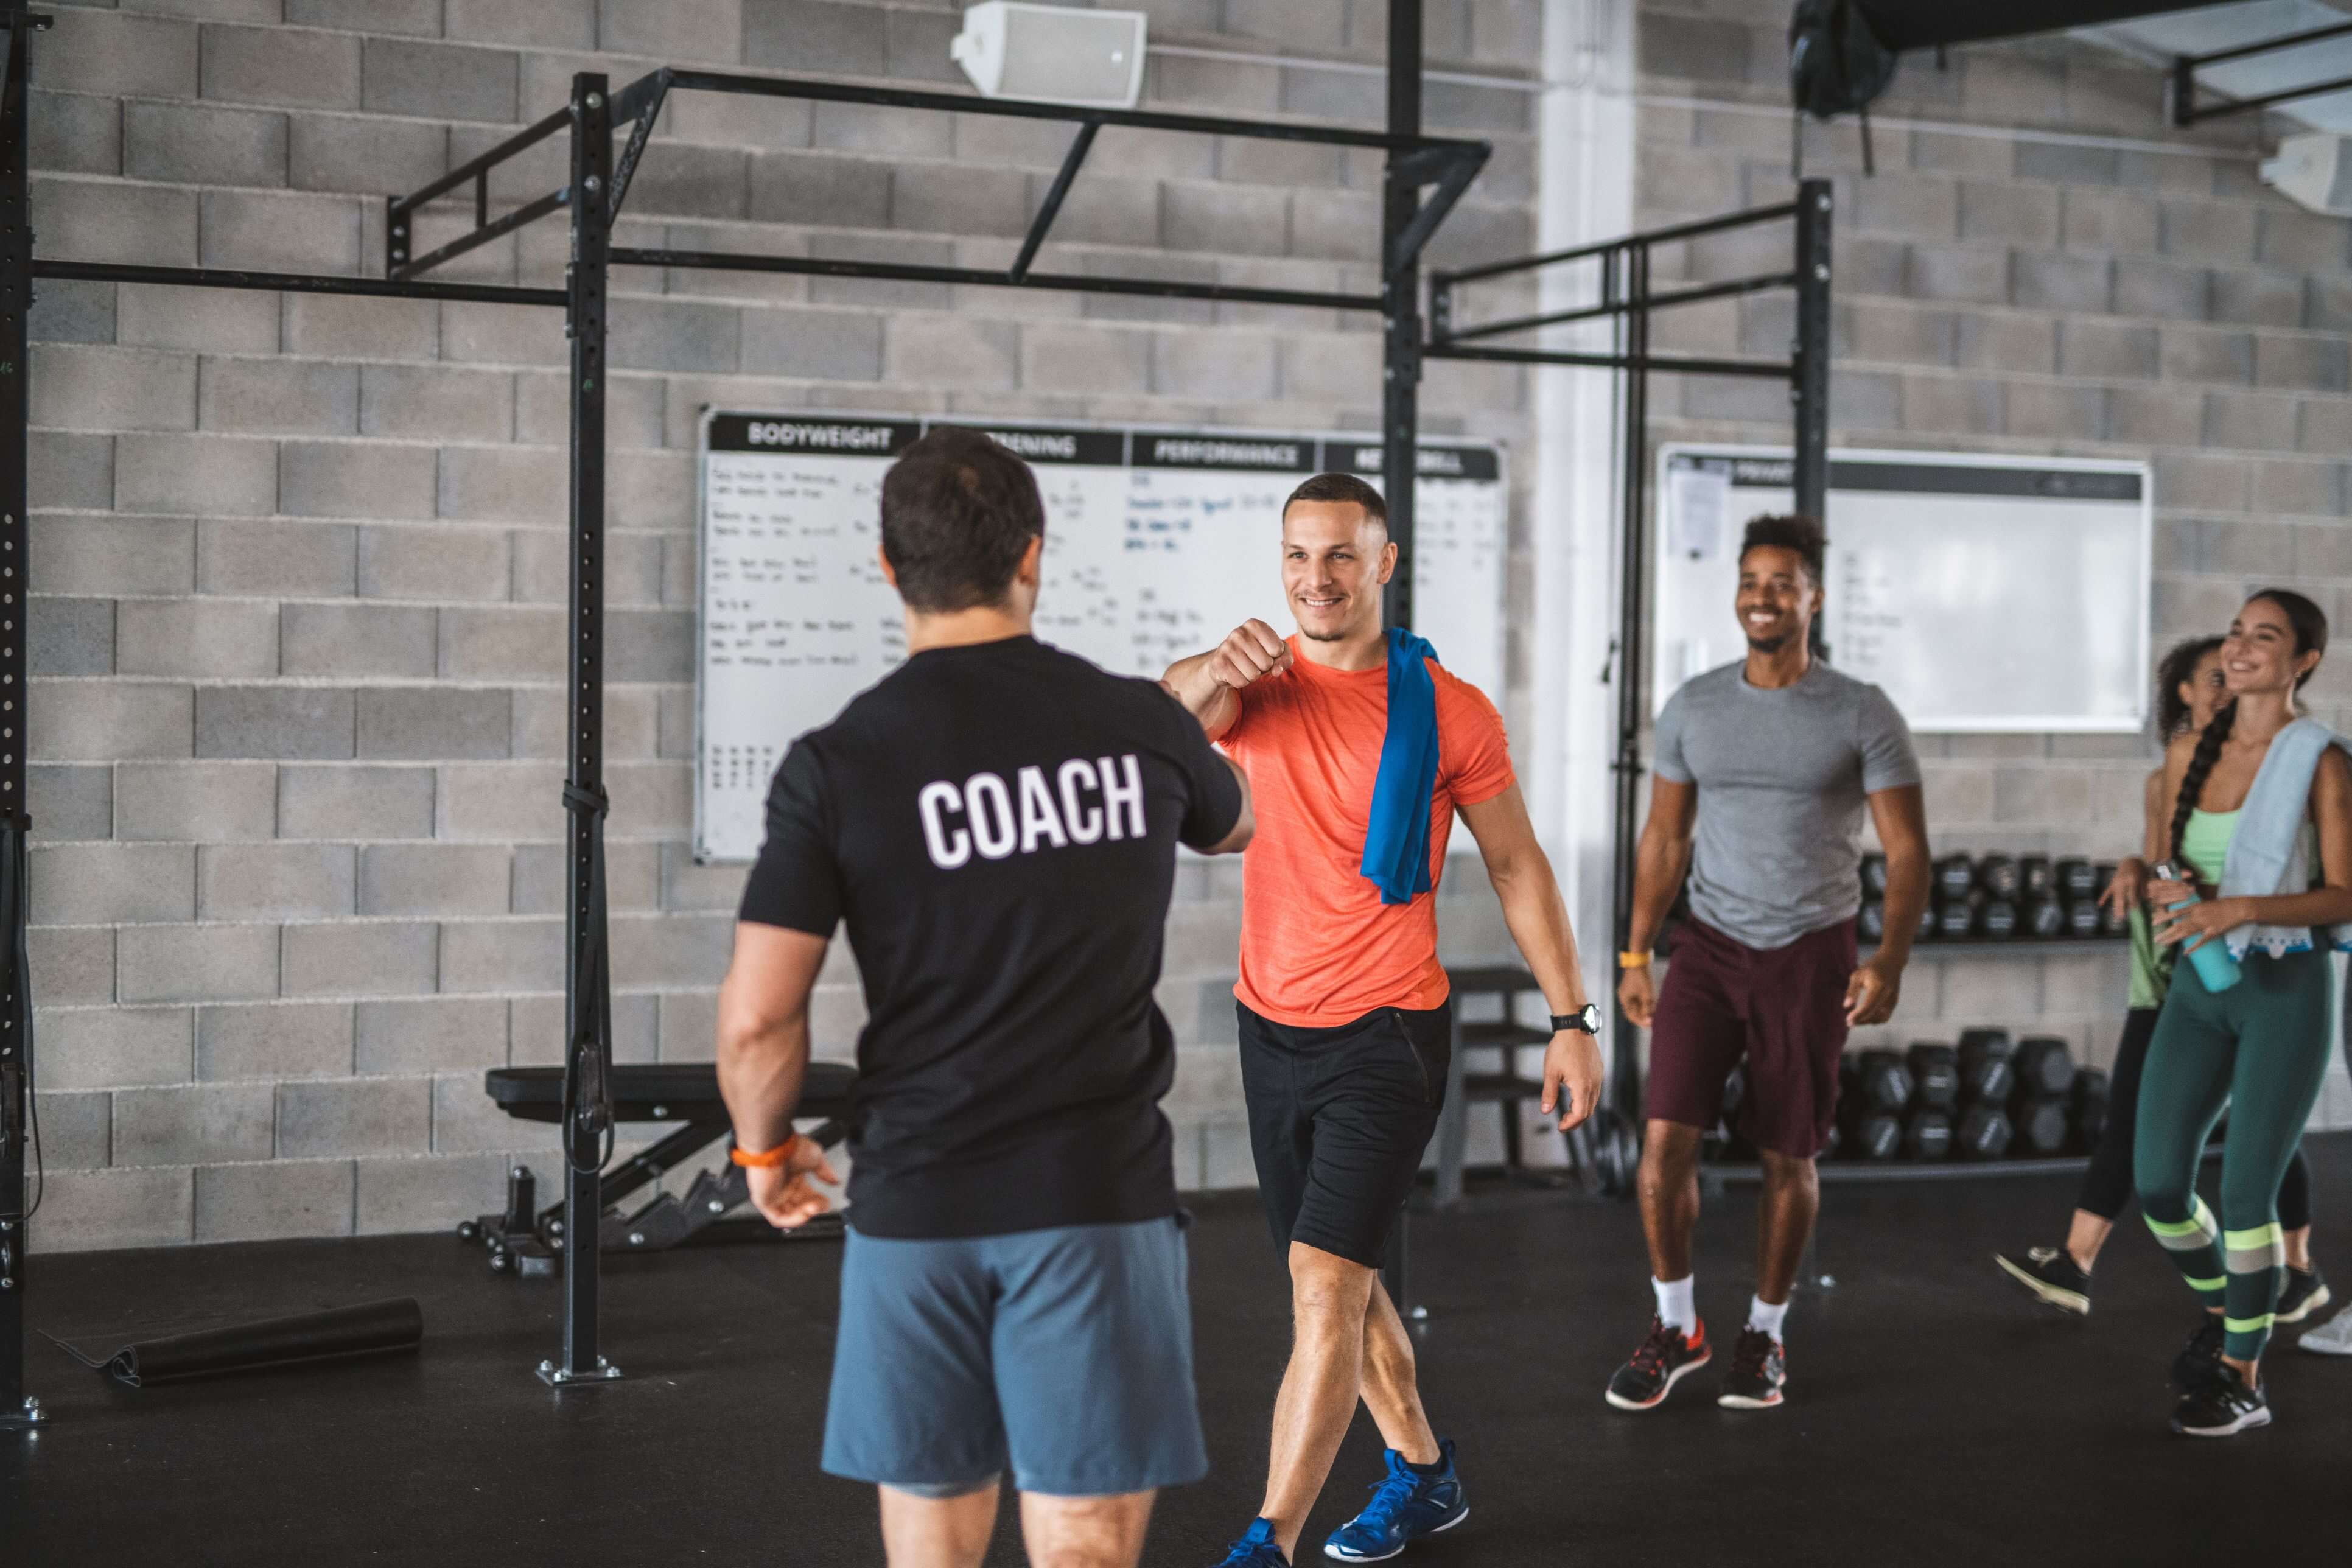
[1865, 782, 1929, 858]
[1858, 690, 1923, 793]
[1644, 775, 1698, 841]
[719, 922, 831, 1038]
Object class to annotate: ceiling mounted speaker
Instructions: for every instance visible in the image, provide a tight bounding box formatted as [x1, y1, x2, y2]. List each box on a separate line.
[2261, 133, 2352, 217]
[951, 3, 1148, 110]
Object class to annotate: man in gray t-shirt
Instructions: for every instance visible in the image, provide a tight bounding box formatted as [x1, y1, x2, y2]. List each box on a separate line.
[1602, 513, 1930, 1419]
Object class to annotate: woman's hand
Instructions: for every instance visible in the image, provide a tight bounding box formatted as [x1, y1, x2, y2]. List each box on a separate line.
[2146, 876, 2196, 911]
[2152, 895, 2252, 956]
[2100, 857, 2148, 920]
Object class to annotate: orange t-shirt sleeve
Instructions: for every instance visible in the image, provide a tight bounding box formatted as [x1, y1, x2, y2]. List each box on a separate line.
[1439, 672, 1514, 807]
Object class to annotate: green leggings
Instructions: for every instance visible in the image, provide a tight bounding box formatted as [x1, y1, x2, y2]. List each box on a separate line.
[2135, 947, 2335, 1361]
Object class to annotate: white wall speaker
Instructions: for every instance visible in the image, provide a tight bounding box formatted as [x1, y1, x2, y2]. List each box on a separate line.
[2260, 133, 2352, 217]
[950, 3, 1148, 111]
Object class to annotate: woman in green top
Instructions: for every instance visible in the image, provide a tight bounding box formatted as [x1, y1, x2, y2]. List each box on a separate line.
[1995, 638, 2323, 1320]
[2136, 589, 2352, 1437]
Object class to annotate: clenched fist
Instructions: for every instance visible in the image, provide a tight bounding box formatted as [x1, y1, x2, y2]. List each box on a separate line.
[1209, 619, 1292, 691]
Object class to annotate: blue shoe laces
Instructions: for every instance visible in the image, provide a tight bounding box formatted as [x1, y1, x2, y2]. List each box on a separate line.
[1356, 1463, 1426, 1533]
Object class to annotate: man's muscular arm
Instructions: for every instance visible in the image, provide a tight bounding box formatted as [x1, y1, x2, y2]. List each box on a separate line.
[1617, 777, 1697, 1030]
[1163, 618, 1290, 742]
[1459, 783, 1602, 1132]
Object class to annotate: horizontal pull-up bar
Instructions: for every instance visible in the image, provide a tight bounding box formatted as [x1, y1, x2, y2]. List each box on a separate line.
[606, 245, 1382, 312]
[1424, 341, 1794, 379]
[1432, 198, 1801, 287]
[2179, 16, 2352, 70]
[30, 258, 568, 307]
[611, 66, 1493, 158]
[1436, 270, 1797, 345]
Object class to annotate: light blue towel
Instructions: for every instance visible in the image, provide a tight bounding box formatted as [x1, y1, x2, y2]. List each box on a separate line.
[2216, 715, 2352, 958]
[1360, 628, 1441, 906]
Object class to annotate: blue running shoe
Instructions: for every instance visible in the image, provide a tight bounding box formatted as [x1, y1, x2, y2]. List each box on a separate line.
[1321, 1439, 1468, 1563]
[1215, 1517, 1290, 1567]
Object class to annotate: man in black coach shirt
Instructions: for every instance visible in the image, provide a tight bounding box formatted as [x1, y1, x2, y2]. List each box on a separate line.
[717, 427, 1253, 1568]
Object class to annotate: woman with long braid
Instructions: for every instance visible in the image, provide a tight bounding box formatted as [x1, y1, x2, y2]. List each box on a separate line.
[1996, 637, 2326, 1320]
[2135, 588, 2352, 1437]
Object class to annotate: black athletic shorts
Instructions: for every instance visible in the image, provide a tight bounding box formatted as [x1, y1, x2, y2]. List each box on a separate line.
[1236, 999, 1452, 1269]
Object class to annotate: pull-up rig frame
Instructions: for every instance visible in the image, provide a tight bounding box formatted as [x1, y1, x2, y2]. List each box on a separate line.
[0, 0, 1493, 1404]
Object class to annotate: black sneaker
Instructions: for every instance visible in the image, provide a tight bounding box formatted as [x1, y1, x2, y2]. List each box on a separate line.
[2277, 1267, 2332, 1325]
[1716, 1327, 1787, 1410]
[1604, 1316, 1712, 1411]
[1994, 1246, 2091, 1315]
[2170, 1362, 2271, 1438]
[2172, 1314, 2225, 1393]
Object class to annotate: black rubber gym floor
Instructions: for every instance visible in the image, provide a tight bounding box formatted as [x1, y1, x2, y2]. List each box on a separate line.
[7, 1137, 2350, 1566]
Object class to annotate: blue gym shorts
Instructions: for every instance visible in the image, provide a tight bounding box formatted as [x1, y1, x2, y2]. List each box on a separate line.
[819, 1214, 1208, 1499]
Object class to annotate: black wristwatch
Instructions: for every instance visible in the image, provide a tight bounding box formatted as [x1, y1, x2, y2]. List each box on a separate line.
[1552, 1004, 1603, 1035]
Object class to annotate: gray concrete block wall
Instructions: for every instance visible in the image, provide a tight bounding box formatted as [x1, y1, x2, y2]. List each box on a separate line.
[1636, 1, 2352, 1119]
[26, 0, 1544, 1248]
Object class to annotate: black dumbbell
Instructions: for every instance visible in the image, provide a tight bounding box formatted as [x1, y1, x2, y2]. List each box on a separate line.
[1858, 899, 1887, 942]
[2014, 1097, 2070, 1156]
[1958, 1029, 2015, 1103]
[1958, 1103, 2014, 1159]
[2020, 855, 2054, 900]
[1934, 855, 1978, 901]
[1861, 852, 1889, 896]
[1906, 1044, 1959, 1111]
[2056, 858, 2098, 900]
[1855, 1049, 1914, 1113]
[1820, 1121, 1843, 1160]
[1937, 896, 1980, 939]
[2066, 898, 2104, 937]
[2023, 894, 2067, 938]
[2014, 1037, 2075, 1099]
[1980, 898, 2020, 939]
[1916, 901, 1938, 941]
[1979, 854, 2021, 900]
[1904, 1109, 1955, 1160]
[1721, 1061, 1748, 1127]
[1844, 1110, 1902, 1160]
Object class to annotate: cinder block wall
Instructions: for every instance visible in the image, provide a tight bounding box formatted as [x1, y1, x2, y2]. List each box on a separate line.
[1636, 1, 2352, 1122]
[24, 0, 1544, 1250]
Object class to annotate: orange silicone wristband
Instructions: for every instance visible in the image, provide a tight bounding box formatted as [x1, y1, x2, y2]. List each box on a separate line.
[730, 1132, 803, 1169]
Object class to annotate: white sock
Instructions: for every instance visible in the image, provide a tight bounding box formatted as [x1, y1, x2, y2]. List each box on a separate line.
[1748, 1295, 1788, 1339]
[1653, 1275, 1696, 1333]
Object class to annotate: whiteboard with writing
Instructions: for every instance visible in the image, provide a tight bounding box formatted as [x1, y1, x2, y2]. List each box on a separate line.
[1652, 445, 2152, 734]
[696, 411, 1508, 861]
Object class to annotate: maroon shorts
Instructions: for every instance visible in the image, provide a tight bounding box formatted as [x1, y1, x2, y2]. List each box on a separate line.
[1645, 916, 1857, 1160]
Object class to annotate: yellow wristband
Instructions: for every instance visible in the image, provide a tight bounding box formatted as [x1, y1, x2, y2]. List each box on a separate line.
[1617, 950, 1651, 968]
[729, 1132, 804, 1170]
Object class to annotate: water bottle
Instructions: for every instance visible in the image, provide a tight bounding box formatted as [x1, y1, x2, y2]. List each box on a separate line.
[2151, 859, 2243, 994]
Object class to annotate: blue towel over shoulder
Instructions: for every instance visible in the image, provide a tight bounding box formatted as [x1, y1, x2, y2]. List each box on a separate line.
[1360, 628, 1441, 906]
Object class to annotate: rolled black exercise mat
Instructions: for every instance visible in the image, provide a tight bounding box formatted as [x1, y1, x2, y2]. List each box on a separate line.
[45, 1297, 422, 1387]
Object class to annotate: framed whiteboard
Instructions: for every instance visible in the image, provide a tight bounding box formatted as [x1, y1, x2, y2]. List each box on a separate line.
[1653, 445, 2152, 734]
[695, 411, 1508, 861]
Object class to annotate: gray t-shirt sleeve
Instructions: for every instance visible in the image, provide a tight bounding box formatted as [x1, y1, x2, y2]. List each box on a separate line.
[1653, 686, 1693, 785]
[1855, 684, 1923, 794]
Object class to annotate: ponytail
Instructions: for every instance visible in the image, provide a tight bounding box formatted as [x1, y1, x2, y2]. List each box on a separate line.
[2169, 699, 2236, 864]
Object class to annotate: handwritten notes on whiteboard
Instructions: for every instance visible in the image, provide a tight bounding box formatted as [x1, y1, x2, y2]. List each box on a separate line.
[696, 413, 1508, 860]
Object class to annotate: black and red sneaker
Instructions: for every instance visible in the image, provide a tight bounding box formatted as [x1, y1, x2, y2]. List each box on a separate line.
[1605, 1316, 1710, 1411]
[1717, 1327, 1787, 1409]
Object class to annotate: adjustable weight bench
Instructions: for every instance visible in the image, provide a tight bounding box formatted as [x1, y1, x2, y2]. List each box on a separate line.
[458, 1062, 858, 1278]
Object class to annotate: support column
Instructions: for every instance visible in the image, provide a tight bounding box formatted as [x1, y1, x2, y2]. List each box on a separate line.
[1608, 244, 1650, 1130]
[1791, 179, 1832, 525]
[0, 1, 40, 1432]
[1379, 0, 1423, 634]
[545, 72, 620, 1389]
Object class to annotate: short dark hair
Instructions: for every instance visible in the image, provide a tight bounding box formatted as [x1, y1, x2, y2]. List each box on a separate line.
[1282, 472, 1387, 531]
[1739, 513, 1825, 583]
[879, 428, 1045, 612]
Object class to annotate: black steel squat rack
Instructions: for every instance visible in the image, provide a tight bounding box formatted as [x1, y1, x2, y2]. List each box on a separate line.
[0, 0, 1502, 1410]
[1425, 186, 1835, 1178]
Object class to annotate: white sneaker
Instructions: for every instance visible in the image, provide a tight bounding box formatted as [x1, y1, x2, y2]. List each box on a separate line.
[2298, 1306, 2352, 1356]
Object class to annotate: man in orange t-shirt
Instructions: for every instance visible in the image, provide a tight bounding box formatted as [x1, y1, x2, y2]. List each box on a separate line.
[1165, 472, 1603, 1568]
